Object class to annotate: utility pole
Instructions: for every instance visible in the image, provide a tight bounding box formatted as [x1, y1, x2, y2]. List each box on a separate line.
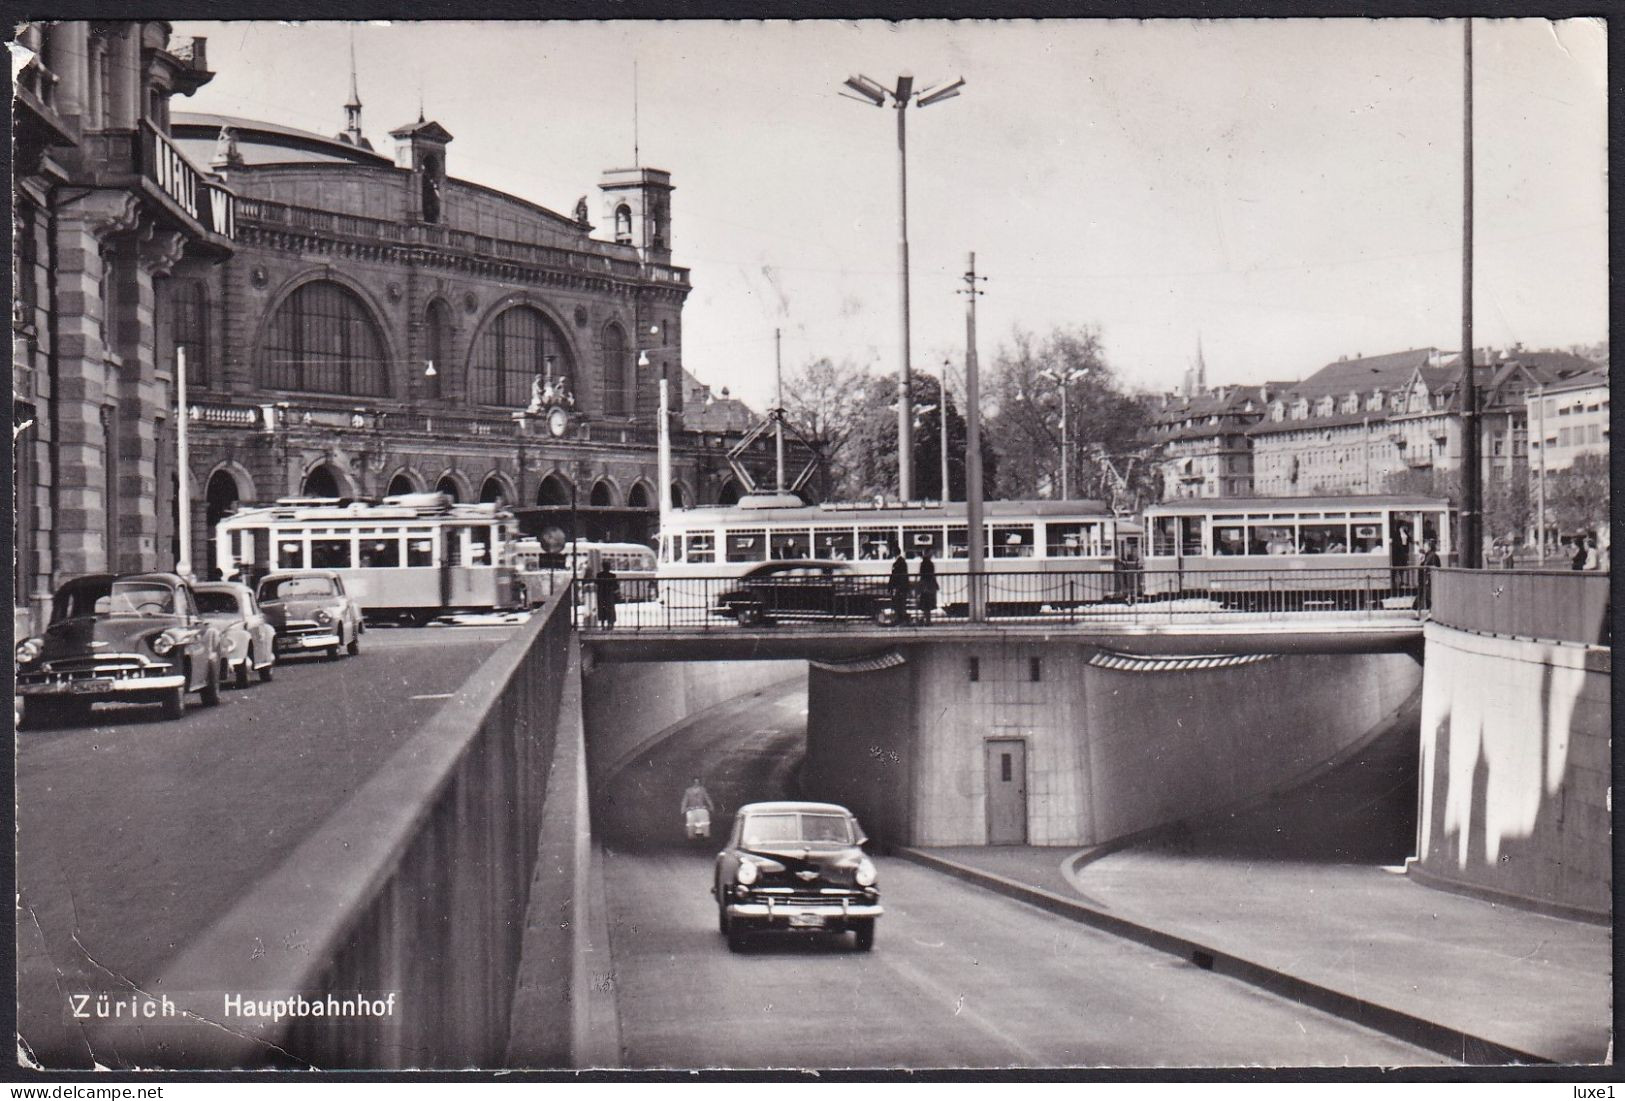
[963, 252, 986, 620]
[774, 328, 786, 492]
[939, 360, 951, 502]
[1535, 384, 1547, 562]
[175, 346, 193, 579]
[1460, 17, 1482, 569]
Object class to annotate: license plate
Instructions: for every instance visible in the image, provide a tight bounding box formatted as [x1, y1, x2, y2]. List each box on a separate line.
[72, 679, 113, 694]
[789, 912, 824, 928]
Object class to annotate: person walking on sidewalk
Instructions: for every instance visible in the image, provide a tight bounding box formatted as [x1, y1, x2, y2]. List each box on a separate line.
[595, 563, 620, 629]
[888, 550, 910, 625]
[916, 548, 939, 624]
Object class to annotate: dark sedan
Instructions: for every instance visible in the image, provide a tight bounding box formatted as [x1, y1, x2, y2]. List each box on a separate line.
[713, 560, 901, 627]
[15, 573, 224, 726]
[712, 801, 882, 951]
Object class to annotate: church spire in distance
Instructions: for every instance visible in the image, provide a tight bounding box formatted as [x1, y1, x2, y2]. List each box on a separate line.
[338, 29, 372, 150]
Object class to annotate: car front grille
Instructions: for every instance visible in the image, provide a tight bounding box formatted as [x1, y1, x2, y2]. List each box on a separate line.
[21, 654, 165, 684]
[751, 888, 865, 905]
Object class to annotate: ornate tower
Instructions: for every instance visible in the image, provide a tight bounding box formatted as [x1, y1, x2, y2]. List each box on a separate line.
[599, 167, 672, 263]
[390, 117, 453, 224]
[337, 39, 373, 150]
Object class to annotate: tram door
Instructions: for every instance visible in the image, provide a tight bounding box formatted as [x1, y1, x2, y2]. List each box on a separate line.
[985, 738, 1029, 845]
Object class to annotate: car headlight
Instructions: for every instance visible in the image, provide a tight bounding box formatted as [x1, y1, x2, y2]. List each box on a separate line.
[855, 857, 877, 887]
[313, 608, 332, 625]
[150, 631, 178, 655]
[15, 638, 42, 665]
[735, 859, 759, 886]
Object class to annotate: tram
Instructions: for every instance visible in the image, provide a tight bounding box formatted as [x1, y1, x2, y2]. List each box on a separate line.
[215, 493, 524, 623]
[1140, 494, 1452, 605]
[509, 539, 659, 605]
[656, 496, 1144, 614]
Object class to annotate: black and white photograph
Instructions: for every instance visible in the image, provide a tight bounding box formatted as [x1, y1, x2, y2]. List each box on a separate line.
[9, 14, 1611, 1078]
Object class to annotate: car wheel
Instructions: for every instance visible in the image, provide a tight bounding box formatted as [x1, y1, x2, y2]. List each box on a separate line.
[852, 919, 875, 952]
[327, 646, 341, 660]
[161, 681, 186, 720]
[201, 660, 222, 707]
[726, 926, 748, 953]
[236, 651, 252, 689]
[737, 605, 762, 627]
[717, 894, 730, 935]
[346, 631, 360, 656]
[258, 658, 274, 683]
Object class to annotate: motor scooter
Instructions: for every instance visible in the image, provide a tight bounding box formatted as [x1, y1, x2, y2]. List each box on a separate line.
[685, 806, 711, 841]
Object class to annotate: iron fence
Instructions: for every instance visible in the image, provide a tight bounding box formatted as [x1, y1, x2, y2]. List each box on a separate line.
[576, 566, 1428, 633]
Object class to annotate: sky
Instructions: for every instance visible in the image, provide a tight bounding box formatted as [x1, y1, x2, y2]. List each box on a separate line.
[173, 18, 1607, 410]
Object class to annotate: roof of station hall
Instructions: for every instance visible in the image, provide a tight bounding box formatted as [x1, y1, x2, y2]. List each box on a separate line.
[172, 111, 395, 166]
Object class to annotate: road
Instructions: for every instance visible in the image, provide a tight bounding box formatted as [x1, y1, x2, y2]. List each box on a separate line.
[16, 624, 514, 1059]
[598, 681, 1448, 1069]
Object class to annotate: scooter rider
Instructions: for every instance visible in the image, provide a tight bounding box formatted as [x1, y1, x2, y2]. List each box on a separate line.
[681, 777, 716, 840]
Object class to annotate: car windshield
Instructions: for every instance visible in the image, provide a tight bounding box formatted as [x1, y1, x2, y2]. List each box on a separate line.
[261, 576, 336, 601]
[740, 812, 853, 847]
[194, 591, 242, 617]
[54, 580, 176, 621]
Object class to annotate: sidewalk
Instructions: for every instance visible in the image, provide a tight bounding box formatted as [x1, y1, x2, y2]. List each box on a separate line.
[900, 844, 1610, 1066]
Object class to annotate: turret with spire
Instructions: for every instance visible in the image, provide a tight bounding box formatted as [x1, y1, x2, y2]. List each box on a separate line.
[337, 34, 373, 150]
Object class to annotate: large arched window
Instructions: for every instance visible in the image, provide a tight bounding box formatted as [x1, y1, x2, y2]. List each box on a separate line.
[601, 322, 631, 416]
[169, 279, 210, 387]
[424, 299, 452, 401]
[469, 305, 573, 408]
[260, 281, 389, 396]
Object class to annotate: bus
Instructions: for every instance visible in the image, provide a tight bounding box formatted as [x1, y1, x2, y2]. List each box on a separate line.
[509, 539, 658, 605]
[1140, 494, 1452, 605]
[656, 496, 1143, 614]
[215, 493, 524, 624]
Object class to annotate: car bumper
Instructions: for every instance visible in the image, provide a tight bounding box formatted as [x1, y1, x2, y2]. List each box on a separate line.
[726, 898, 883, 921]
[275, 633, 341, 652]
[19, 674, 187, 696]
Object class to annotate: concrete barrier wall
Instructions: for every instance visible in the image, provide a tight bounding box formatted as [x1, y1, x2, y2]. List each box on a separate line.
[583, 658, 807, 783]
[95, 590, 574, 1068]
[806, 641, 1422, 848]
[1412, 623, 1611, 919]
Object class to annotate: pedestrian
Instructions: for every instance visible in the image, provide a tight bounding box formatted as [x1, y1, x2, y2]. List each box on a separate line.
[917, 547, 939, 625]
[680, 776, 715, 841]
[1570, 538, 1587, 571]
[1582, 535, 1601, 571]
[595, 563, 620, 629]
[888, 550, 910, 625]
[1417, 539, 1440, 611]
[1500, 542, 1516, 571]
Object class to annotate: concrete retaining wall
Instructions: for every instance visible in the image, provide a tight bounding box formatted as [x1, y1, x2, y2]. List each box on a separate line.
[582, 658, 807, 783]
[1412, 623, 1611, 919]
[89, 591, 574, 1068]
[807, 642, 1422, 848]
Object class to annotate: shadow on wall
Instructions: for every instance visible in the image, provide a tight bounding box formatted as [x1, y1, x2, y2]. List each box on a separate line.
[1155, 689, 1422, 866]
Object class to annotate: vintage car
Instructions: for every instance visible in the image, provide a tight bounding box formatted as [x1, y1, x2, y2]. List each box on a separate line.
[712, 801, 882, 952]
[256, 570, 363, 660]
[15, 572, 225, 726]
[713, 560, 902, 627]
[193, 581, 277, 688]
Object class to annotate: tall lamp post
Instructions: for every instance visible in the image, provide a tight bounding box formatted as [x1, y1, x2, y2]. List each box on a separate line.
[841, 72, 965, 502]
[938, 360, 952, 501]
[1042, 365, 1088, 500]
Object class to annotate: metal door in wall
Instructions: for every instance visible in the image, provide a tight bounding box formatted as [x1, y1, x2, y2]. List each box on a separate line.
[984, 738, 1028, 845]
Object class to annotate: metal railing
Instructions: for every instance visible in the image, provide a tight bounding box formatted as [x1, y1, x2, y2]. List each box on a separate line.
[576, 566, 1427, 633]
[1431, 567, 1611, 647]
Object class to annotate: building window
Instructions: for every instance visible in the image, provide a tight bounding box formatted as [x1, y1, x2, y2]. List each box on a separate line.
[170, 279, 209, 387]
[601, 322, 630, 416]
[259, 281, 389, 396]
[614, 204, 632, 244]
[470, 305, 572, 408]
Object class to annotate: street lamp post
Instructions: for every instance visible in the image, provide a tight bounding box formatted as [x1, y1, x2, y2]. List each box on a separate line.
[1042, 365, 1088, 500]
[841, 72, 964, 502]
[939, 360, 951, 502]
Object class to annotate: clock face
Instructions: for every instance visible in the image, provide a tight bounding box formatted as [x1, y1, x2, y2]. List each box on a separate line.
[547, 406, 571, 437]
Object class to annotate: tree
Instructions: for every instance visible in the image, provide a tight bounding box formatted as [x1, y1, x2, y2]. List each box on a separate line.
[1546, 453, 1609, 539]
[839, 373, 998, 502]
[983, 325, 1154, 504]
[780, 357, 871, 501]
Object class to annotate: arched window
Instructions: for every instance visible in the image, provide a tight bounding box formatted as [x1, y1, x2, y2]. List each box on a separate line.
[435, 474, 462, 502]
[420, 154, 442, 224]
[387, 472, 418, 496]
[717, 479, 743, 506]
[204, 469, 240, 578]
[169, 279, 210, 387]
[536, 474, 571, 507]
[601, 322, 631, 416]
[303, 463, 343, 498]
[260, 281, 389, 396]
[479, 475, 509, 505]
[424, 299, 452, 400]
[614, 204, 632, 244]
[590, 480, 615, 508]
[469, 305, 573, 408]
[627, 482, 652, 509]
[669, 482, 687, 509]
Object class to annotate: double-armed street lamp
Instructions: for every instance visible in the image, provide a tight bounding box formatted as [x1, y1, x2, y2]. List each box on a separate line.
[1041, 365, 1089, 500]
[840, 72, 965, 502]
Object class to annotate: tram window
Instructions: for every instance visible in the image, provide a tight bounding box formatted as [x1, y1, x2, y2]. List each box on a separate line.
[946, 526, 969, 558]
[684, 533, 716, 563]
[1047, 522, 1099, 558]
[276, 540, 305, 569]
[311, 539, 353, 568]
[407, 538, 435, 567]
[360, 537, 401, 568]
[813, 529, 856, 560]
[1181, 518, 1204, 556]
[469, 530, 491, 566]
[1299, 523, 1349, 555]
[1150, 517, 1179, 557]
[858, 527, 900, 560]
[771, 530, 811, 560]
[903, 527, 943, 559]
[1213, 526, 1245, 556]
[992, 525, 1034, 558]
[1250, 525, 1295, 556]
[726, 531, 765, 563]
[1351, 524, 1383, 554]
